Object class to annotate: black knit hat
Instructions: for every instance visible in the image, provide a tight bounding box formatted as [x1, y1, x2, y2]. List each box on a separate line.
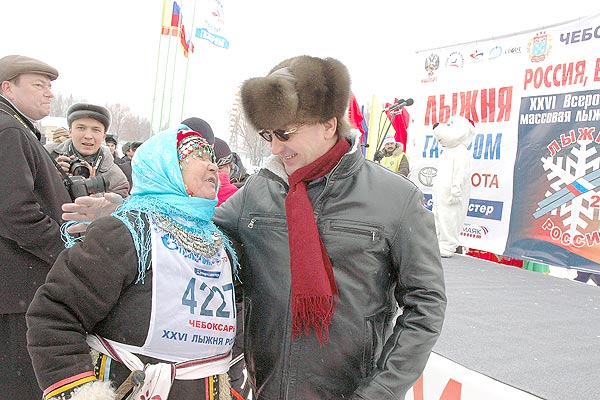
[181, 117, 215, 145]
[214, 137, 233, 167]
[105, 135, 118, 145]
[67, 103, 111, 131]
[130, 141, 143, 152]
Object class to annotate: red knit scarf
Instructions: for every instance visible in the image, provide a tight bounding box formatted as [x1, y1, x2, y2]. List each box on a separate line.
[286, 137, 351, 345]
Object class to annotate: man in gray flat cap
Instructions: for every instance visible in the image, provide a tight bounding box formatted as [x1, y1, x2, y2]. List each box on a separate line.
[0, 54, 71, 399]
[46, 102, 130, 198]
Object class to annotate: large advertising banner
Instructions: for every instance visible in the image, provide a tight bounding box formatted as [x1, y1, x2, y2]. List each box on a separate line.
[408, 14, 600, 269]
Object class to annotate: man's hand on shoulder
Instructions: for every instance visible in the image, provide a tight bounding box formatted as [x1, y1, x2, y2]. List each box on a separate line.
[62, 192, 123, 233]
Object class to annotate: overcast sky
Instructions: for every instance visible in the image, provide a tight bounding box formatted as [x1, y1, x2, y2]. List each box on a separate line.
[2, 0, 599, 139]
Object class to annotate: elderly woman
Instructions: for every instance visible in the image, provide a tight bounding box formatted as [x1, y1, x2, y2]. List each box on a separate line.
[26, 126, 237, 400]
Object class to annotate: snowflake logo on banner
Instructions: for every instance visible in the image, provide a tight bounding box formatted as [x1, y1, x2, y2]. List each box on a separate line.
[533, 130, 600, 244]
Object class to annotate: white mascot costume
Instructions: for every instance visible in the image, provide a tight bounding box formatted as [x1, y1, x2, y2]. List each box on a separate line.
[432, 115, 475, 257]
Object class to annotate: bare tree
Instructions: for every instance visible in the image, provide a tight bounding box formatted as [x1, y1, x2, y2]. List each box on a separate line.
[105, 104, 153, 141]
[228, 88, 270, 166]
[105, 103, 130, 137]
[121, 114, 153, 142]
[50, 93, 80, 117]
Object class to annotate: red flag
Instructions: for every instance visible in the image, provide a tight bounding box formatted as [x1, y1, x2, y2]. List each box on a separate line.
[391, 107, 409, 148]
[348, 93, 365, 143]
[180, 24, 190, 57]
[384, 98, 409, 150]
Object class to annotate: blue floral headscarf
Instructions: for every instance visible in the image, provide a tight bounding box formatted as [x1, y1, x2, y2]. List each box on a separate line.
[120, 125, 218, 218]
[112, 125, 235, 283]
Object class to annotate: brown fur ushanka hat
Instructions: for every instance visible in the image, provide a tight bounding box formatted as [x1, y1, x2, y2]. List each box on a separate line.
[240, 55, 351, 136]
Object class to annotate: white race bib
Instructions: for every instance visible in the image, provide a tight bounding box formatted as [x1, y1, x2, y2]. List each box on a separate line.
[139, 221, 236, 363]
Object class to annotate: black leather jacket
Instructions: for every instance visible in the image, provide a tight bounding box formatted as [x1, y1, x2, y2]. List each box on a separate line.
[214, 137, 446, 400]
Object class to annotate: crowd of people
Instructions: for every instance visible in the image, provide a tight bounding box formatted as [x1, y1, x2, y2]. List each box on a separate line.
[0, 53, 449, 399]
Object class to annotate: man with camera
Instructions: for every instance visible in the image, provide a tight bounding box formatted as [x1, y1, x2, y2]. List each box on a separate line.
[0, 54, 73, 399]
[47, 102, 130, 199]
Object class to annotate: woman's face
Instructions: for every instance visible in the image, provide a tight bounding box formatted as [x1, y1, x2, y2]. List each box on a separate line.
[180, 152, 219, 199]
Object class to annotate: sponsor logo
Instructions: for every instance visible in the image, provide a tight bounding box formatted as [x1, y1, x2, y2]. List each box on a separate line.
[488, 45, 502, 60]
[425, 53, 440, 76]
[467, 199, 504, 221]
[418, 166, 437, 187]
[504, 46, 522, 55]
[461, 224, 490, 239]
[422, 53, 440, 83]
[194, 268, 221, 278]
[527, 31, 552, 63]
[446, 51, 465, 68]
[423, 193, 433, 211]
[469, 49, 485, 63]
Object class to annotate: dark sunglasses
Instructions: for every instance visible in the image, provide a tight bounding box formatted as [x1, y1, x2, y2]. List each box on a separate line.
[257, 125, 303, 142]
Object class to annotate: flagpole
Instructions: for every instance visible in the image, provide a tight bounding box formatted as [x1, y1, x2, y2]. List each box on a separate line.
[158, 31, 175, 131]
[151, 0, 170, 135]
[180, 0, 198, 122]
[157, 1, 179, 132]
[166, 1, 183, 127]
[166, 41, 179, 127]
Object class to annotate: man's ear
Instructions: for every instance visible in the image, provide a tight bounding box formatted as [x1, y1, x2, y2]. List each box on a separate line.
[323, 117, 337, 139]
[1, 81, 13, 98]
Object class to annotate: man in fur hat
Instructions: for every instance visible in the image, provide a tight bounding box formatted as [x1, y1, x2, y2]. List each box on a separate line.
[214, 55, 446, 399]
[0, 54, 72, 399]
[59, 55, 447, 400]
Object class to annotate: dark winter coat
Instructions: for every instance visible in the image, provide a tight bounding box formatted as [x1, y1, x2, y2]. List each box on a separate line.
[26, 216, 231, 399]
[116, 158, 133, 191]
[213, 136, 446, 400]
[0, 95, 71, 314]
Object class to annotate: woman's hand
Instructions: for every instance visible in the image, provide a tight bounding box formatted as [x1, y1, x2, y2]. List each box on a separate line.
[62, 193, 123, 233]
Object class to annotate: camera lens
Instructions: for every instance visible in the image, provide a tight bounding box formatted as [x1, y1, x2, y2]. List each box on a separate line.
[69, 160, 90, 178]
[66, 175, 110, 200]
[84, 175, 109, 195]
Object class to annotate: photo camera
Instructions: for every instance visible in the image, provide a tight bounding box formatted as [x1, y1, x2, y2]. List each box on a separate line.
[65, 174, 109, 200]
[62, 158, 109, 200]
[69, 158, 91, 178]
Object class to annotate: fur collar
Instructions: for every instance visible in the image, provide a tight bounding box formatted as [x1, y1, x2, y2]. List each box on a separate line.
[383, 143, 404, 157]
